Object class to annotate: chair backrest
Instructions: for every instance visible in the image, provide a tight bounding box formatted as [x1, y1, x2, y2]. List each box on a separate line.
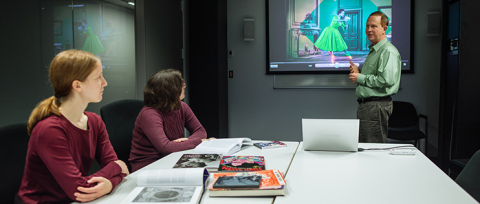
[389, 101, 418, 128]
[455, 150, 480, 202]
[100, 99, 144, 172]
[0, 123, 29, 204]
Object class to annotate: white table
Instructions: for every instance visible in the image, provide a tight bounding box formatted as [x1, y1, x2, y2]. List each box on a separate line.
[84, 141, 299, 204]
[273, 142, 478, 204]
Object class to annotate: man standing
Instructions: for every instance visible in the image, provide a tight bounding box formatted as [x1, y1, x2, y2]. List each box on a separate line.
[349, 11, 401, 143]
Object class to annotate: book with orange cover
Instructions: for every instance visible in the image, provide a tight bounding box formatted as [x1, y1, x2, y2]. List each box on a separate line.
[207, 169, 286, 196]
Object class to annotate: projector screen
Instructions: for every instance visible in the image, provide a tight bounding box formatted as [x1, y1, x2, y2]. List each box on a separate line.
[267, 0, 413, 74]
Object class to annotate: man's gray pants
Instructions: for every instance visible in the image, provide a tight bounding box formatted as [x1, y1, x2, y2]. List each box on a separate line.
[357, 99, 393, 143]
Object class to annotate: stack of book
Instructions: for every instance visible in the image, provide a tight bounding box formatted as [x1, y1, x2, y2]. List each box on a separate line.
[207, 169, 286, 197]
[206, 155, 286, 197]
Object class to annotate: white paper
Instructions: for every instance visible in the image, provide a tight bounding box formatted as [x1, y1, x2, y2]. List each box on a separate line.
[136, 168, 205, 187]
[193, 138, 253, 155]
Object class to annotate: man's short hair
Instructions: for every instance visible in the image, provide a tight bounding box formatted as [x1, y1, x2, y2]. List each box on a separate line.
[369, 11, 389, 27]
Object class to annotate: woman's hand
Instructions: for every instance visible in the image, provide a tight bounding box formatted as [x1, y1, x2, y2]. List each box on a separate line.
[114, 160, 130, 176]
[173, 138, 189, 142]
[201, 137, 216, 142]
[74, 177, 112, 202]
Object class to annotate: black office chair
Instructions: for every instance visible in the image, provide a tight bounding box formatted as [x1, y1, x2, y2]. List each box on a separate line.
[0, 123, 29, 204]
[99, 99, 144, 173]
[386, 101, 428, 154]
[455, 150, 480, 202]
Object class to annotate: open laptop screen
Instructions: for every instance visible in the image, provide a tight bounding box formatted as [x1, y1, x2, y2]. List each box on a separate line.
[302, 119, 359, 152]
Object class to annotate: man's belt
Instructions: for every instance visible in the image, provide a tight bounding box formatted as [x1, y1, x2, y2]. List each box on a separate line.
[357, 96, 392, 104]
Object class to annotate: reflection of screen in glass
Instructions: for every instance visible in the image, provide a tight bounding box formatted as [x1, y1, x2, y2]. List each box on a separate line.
[50, 1, 135, 68]
[267, 0, 412, 74]
[44, 0, 136, 113]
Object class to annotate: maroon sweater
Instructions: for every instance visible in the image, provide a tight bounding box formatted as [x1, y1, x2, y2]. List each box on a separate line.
[129, 102, 207, 172]
[18, 112, 124, 204]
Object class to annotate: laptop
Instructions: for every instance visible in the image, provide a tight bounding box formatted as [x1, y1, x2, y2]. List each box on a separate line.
[302, 119, 359, 152]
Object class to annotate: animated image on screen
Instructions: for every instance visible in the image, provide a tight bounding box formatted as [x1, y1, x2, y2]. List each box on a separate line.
[267, 0, 412, 74]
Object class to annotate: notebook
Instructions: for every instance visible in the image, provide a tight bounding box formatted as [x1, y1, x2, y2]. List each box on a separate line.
[302, 119, 359, 152]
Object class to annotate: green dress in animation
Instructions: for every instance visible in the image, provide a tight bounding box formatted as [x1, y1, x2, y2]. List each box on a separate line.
[314, 15, 349, 53]
[81, 25, 105, 55]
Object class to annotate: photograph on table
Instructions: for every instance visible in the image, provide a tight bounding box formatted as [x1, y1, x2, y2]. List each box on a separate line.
[173, 154, 222, 172]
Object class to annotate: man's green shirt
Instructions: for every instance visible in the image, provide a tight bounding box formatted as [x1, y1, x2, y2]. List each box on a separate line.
[356, 37, 401, 99]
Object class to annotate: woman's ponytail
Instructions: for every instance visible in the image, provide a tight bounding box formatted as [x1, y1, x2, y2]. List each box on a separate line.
[27, 96, 61, 135]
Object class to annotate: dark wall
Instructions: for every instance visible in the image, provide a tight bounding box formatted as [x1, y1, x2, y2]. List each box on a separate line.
[455, 0, 480, 158]
[0, 1, 49, 127]
[440, 0, 480, 173]
[135, 0, 184, 93]
[454, 0, 480, 158]
[185, 0, 228, 138]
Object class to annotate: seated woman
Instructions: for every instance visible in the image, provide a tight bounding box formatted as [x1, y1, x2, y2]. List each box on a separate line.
[129, 69, 210, 172]
[17, 50, 129, 204]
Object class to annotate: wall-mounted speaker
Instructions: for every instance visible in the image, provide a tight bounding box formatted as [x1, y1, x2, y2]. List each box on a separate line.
[244, 18, 254, 41]
[426, 11, 440, 37]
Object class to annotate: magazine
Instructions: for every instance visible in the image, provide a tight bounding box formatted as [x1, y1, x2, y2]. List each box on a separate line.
[121, 168, 208, 204]
[213, 175, 262, 188]
[207, 169, 286, 197]
[193, 138, 253, 155]
[173, 154, 222, 172]
[253, 141, 287, 149]
[218, 156, 265, 172]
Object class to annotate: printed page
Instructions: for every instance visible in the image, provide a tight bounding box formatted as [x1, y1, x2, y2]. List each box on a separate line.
[136, 168, 205, 187]
[197, 139, 237, 149]
[121, 168, 207, 204]
[121, 186, 203, 204]
[238, 138, 253, 146]
[193, 139, 238, 154]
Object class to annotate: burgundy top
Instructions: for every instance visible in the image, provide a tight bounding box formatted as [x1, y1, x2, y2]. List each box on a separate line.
[18, 112, 124, 204]
[129, 102, 207, 172]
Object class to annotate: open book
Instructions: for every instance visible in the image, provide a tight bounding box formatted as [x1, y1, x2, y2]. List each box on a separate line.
[193, 138, 253, 155]
[121, 168, 209, 204]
